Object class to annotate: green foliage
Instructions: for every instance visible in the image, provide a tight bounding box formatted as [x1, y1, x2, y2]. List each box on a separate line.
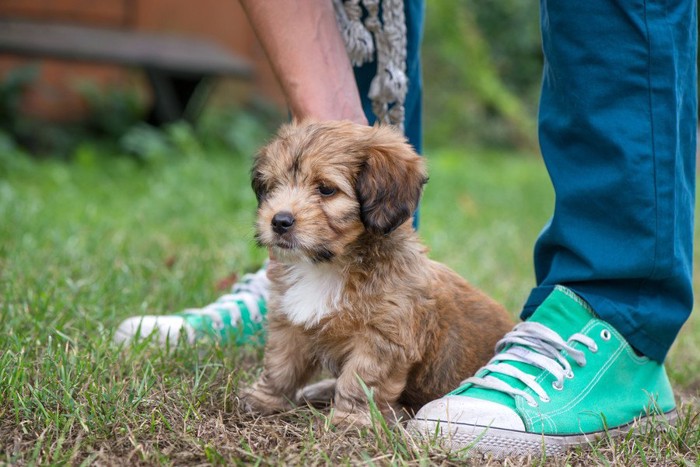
[0, 68, 137, 157]
[0, 65, 39, 132]
[77, 82, 146, 137]
[423, 0, 542, 150]
[0, 64, 280, 160]
[116, 109, 278, 164]
[197, 106, 281, 156]
[119, 123, 174, 162]
[0, 65, 81, 156]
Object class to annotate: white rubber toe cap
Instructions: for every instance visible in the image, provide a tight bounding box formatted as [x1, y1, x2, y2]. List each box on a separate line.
[114, 315, 192, 345]
[413, 395, 525, 431]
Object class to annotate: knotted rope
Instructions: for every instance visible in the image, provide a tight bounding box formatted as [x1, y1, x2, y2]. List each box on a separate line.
[332, 0, 407, 132]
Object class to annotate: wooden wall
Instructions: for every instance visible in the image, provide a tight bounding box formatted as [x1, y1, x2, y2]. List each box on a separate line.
[0, 0, 284, 121]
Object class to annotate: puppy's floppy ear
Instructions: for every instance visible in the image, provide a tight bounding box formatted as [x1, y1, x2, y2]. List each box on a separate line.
[356, 126, 428, 235]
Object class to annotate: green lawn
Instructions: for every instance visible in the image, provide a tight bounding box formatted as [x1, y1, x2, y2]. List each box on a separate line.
[1, 140, 698, 465]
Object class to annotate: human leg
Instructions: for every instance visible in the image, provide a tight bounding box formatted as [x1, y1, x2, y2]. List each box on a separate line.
[525, 0, 697, 362]
[410, 0, 696, 456]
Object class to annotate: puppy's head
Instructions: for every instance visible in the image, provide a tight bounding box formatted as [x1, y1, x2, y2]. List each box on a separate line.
[252, 120, 427, 262]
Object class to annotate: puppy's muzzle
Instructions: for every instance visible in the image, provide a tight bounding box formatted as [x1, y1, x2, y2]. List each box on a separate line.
[271, 211, 295, 235]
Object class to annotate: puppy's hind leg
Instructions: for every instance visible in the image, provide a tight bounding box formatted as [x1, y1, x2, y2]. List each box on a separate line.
[295, 378, 337, 408]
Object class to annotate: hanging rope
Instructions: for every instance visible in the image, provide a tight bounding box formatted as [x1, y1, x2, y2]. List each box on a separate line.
[332, 0, 407, 132]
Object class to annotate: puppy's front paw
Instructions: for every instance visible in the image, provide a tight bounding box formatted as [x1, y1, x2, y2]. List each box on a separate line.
[238, 384, 293, 415]
[331, 409, 372, 428]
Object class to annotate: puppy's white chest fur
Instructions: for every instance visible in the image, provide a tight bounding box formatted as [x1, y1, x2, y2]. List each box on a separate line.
[281, 262, 344, 327]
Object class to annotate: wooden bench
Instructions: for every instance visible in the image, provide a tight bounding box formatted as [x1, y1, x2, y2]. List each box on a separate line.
[0, 18, 253, 124]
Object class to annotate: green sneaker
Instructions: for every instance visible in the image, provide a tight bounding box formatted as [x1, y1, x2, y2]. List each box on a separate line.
[114, 266, 269, 346]
[409, 285, 677, 458]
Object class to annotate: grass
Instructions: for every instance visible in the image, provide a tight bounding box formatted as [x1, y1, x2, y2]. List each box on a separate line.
[1, 139, 698, 465]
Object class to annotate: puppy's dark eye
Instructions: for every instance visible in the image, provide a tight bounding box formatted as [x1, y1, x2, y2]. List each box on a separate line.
[318, 185, 336, 197]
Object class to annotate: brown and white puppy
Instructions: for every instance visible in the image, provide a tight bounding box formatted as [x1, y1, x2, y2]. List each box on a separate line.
[240, 120, 513, 426]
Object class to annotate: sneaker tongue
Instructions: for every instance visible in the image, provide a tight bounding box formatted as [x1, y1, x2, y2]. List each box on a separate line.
[451, 286, 595, 408]
[526, 286, 595, 340]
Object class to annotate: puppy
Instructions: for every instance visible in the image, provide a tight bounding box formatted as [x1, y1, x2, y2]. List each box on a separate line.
[240, 120, 513, 426]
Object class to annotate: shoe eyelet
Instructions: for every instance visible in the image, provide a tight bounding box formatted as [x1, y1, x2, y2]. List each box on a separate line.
[600, 329, 611, 341]
[540, 395, 550, 403]
[552, 381, 564, 391]
[589, 343, 599, 353]
[565, 370, 574, 379]
[527, 399, 539, 408]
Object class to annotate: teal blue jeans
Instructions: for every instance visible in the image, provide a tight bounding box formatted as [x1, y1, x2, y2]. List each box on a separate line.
[523, 0, 697, 362]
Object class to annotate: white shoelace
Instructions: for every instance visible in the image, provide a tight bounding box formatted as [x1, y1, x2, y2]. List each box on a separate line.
[462, 321, 598, 407]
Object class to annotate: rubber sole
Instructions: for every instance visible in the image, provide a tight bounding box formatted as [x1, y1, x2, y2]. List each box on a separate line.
[407, 409, 678, 458]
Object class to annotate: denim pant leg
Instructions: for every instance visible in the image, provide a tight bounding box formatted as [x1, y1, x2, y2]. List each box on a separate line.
[523, 0, 697, 362]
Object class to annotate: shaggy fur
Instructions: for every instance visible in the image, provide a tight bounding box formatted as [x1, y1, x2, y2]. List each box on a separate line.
[240, 120, 514, 426]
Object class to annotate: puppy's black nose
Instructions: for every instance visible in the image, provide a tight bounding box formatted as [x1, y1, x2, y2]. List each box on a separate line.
[271, 211, 295, 234]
